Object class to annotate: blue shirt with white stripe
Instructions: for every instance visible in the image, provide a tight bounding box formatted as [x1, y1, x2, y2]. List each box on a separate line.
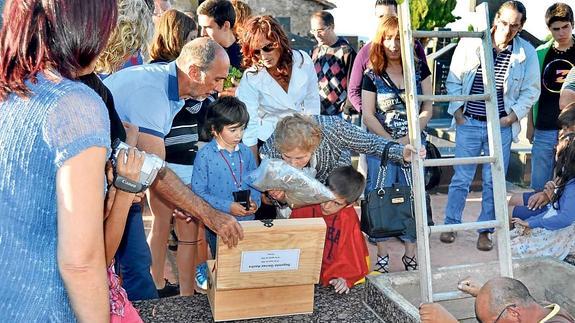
[466, 45, 512, 117]
[104, 61, 185, 138]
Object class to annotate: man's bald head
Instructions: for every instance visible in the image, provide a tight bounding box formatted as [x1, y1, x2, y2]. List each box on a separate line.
[475, 277, 535, 322]
[176, 37, 229, 73]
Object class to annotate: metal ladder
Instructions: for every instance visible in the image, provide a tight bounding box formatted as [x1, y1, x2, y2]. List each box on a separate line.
[397, 1, 513, 303]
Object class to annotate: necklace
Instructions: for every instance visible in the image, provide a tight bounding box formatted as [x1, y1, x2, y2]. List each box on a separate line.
[552, 37, 575, 54]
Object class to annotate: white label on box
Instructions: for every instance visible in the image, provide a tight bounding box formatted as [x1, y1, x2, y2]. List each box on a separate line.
[240, 249, 301, 272]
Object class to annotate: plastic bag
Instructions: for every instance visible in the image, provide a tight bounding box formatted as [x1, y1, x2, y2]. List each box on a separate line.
[248, 159, 335, 207]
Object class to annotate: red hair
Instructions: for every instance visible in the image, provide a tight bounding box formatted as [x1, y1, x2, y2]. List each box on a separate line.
[369, 15, 399, 76]
[0, 0, 117, 100]
[240, 15, 293, 83]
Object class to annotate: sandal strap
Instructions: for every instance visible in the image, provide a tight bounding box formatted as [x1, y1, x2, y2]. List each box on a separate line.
[375, 255, 389, 273]
[402, 255, 418, 271]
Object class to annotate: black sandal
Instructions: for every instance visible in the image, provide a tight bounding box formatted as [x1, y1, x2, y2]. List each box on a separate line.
[402, 255, 417, 271]
[375, 255, 389, 273]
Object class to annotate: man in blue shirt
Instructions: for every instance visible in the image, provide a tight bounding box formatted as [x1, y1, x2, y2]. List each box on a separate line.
[104, 37, 236, 300]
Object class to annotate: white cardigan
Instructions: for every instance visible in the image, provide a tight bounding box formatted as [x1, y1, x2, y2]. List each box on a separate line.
[237, 50, 320, 146]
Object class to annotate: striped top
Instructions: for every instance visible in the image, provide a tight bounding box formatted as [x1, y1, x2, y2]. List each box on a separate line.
[466, 46, 512, 117]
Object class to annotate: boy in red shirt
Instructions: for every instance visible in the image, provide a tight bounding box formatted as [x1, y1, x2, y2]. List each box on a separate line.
[291, 166, 369, 294]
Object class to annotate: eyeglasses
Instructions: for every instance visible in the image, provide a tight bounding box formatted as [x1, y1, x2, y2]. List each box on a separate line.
[253, 43, 277, 56]
[310, 27, 329, 34]
[493, 304, 516, 323]
[497, 19, 522, 32]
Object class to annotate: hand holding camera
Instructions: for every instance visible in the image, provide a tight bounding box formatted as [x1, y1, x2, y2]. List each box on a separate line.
[112, 139, 165, 193]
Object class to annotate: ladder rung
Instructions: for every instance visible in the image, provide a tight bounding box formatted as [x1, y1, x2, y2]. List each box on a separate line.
[413, 30, 484, 39]
[423, 156, 495, 167]
[433, 291, 473, 302]
[418, 94, 491, 102]
[429, 220, 501, 234]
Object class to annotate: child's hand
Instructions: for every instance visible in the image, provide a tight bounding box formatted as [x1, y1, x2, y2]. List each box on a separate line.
[230, 202, 253, 216]
[329, 278, 350, 294]
[247, 200, 258, 214]
[116, 148, 145, 182]
[122, 121, 139, 147]
[511, 218, 531, 236]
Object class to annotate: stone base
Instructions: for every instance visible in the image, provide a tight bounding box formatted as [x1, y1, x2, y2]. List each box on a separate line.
[364, 257, 575, 322]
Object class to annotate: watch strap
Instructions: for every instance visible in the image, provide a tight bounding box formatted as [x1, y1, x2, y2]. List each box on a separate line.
[113, 175, 143, 193]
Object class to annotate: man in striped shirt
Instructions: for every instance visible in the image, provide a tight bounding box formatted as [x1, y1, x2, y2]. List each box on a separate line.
[441, 1, 540, 251]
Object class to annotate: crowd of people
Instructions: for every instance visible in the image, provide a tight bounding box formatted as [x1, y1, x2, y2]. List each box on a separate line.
[1, 0, 575, 321]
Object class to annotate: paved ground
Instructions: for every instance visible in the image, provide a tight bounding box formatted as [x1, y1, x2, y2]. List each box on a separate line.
[143, 187, 530, 282]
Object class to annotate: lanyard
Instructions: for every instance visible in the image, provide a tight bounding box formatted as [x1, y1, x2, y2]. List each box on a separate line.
[219, 150, 243, 190]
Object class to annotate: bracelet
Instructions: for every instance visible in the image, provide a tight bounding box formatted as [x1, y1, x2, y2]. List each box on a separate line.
[113, 175, 143, 193]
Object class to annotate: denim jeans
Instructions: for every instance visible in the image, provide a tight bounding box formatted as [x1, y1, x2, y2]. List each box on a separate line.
[444, 117, 512, 233]
[115, 204, 158, 300]
[365, 154, 416, 243]
[530, 129, 558, 191]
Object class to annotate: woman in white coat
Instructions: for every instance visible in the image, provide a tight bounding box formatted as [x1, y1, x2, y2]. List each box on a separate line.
[237, 15, 320, 159]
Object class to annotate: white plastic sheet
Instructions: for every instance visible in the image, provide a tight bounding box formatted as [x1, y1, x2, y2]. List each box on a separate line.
[248, 159, 335, 207]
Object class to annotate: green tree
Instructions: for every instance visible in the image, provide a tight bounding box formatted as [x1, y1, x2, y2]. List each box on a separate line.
[399, 0, 458, 30]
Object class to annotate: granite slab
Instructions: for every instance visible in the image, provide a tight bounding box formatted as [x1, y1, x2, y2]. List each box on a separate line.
[133, 284, 383, 322]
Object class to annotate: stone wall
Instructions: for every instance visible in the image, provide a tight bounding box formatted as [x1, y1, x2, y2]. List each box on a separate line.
[172, 0, 197, 13]
[244, 0, 325, 36]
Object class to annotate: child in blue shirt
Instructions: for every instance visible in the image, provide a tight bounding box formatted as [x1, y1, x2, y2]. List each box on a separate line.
[509, 132, 575, 260]
[192, 96, 260, 257]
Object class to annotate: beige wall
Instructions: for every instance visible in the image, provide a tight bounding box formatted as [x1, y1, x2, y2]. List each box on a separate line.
[244, 0, 324, 36]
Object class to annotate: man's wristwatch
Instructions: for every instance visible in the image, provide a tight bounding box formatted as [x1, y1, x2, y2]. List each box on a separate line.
[113, 175, 144, 193]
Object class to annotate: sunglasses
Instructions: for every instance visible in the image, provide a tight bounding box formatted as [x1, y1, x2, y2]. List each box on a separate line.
[253, 43, 277, 56]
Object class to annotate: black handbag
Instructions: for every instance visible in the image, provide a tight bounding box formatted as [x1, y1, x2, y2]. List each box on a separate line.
[424, 140, 442, 190]
[361, 142, 415, 238]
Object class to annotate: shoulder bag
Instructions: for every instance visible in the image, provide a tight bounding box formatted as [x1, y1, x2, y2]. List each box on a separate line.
[360, 142, 415, 238]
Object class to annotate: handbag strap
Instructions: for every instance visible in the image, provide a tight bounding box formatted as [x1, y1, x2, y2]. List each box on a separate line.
[375, 141, 399, 190]
[380, 72, 406, 107]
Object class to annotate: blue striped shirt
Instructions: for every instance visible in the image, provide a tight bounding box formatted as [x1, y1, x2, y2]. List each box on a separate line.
[466, 45, 512, 117]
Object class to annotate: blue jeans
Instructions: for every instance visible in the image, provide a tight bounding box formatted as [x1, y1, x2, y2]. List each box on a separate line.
[530, 129, 558, 191]
[115, 204, 158, 300]
[444, 117, 512, 233]
[365, 154, 416, 243]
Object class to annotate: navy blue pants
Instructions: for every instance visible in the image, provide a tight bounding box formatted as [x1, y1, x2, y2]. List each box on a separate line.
[115, 204, 158, 300]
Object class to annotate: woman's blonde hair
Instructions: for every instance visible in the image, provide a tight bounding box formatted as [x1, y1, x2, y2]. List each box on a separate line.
[95, 0, 154, 74]
[274, 114, 322, 154]
[149, 9, 197, 62]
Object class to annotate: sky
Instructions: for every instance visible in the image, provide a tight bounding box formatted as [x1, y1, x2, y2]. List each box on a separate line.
[328, 0, 575, 41]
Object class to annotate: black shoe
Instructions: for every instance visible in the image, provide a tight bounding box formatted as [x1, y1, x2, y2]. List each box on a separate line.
[157, 279, 180, 298]
[402, 254, 418, 271]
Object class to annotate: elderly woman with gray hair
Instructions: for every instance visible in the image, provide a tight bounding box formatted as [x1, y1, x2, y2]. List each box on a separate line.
[258, 114, 422, 218]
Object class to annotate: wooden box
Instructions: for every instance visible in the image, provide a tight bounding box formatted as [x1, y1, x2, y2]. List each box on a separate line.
[206, 218, 326, 321]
